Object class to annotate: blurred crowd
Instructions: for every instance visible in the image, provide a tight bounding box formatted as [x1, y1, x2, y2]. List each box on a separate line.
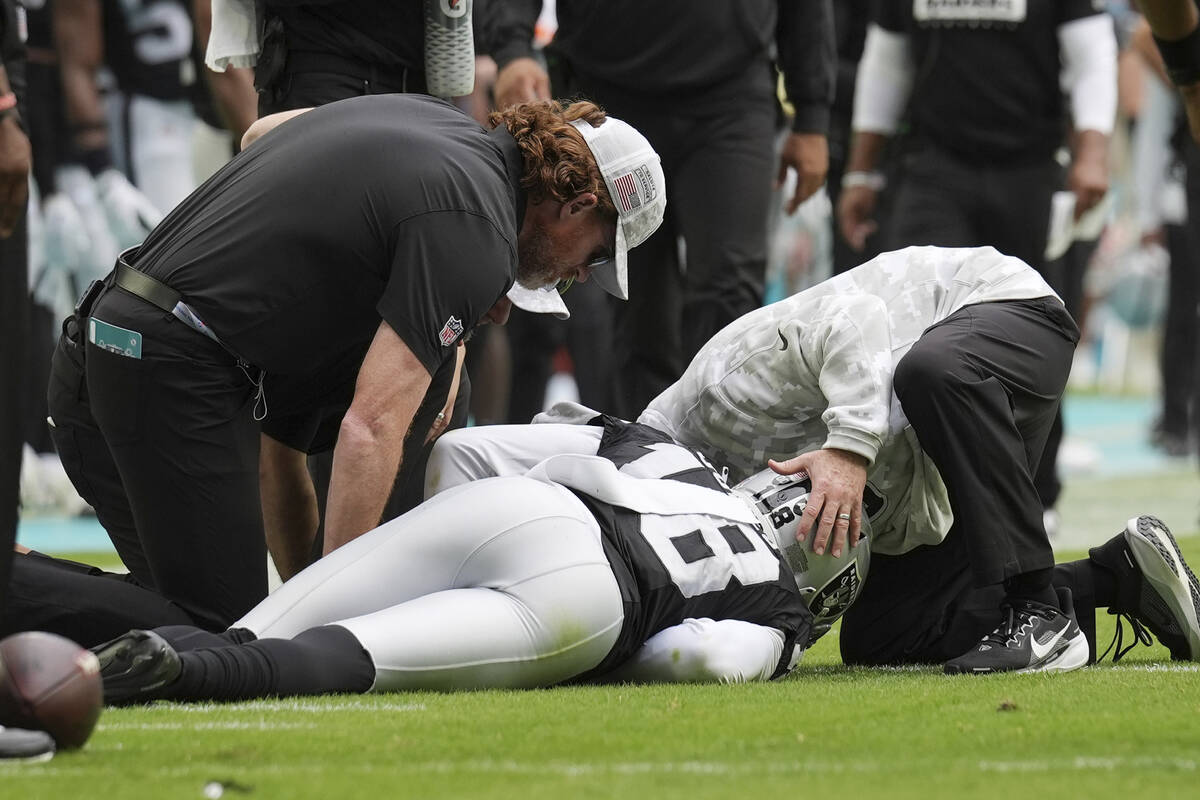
[8, 0, 1200, 528]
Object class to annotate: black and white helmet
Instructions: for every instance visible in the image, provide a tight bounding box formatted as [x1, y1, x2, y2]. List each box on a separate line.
[733, 468, 871, 645]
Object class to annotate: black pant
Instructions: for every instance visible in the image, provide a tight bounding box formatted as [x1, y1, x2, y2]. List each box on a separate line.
[563, 74, 778, 418]
[504, 279, 614, 424]
[885, 142, 1068, 509]
[843, 299, 1079, 664]
[0, 214, 27, 615]
[1160, 145, 1200, 445]
[896, 299, 1078, 585]
[4, 286, 265, 641]
[840, 523, 1097, 665]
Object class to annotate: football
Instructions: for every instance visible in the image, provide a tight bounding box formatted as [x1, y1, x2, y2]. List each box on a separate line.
[0, 632, 103, 750]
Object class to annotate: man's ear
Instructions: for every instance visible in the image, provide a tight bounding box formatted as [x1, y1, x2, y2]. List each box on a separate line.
[561, 192, 599, 218]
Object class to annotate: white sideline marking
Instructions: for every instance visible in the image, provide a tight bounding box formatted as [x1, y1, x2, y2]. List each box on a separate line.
[6, 756, 1196, 778]
[979, 756, 1197, 772]
[1114, 664, 1200, 673]
[164, 700, 427, 713]
[97, 721, 317, 731]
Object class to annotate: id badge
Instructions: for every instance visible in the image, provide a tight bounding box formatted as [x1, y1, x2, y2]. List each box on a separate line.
[88, 318, 143, 359]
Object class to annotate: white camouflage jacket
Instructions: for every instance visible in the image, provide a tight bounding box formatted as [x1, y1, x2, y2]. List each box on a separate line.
[638, 246, 1060, 555]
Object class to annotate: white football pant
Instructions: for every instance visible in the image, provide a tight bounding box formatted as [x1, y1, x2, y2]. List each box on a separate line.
[236, 477, 624, 691]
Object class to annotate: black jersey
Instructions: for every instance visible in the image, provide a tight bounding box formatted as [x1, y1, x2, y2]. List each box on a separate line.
[878, 0, 1106, 165]
[102, 0, 195, 101]
[131, 94, 522, 452]
[572, 418, 810, 680]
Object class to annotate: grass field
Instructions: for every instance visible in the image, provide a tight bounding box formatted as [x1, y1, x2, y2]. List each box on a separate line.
[5, 475, 1200, 798]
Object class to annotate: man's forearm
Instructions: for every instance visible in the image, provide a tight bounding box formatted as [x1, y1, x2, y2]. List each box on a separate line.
[259, 435, 319, 580]
[844, 130, 889, 175]
[322, 421, 407, 555]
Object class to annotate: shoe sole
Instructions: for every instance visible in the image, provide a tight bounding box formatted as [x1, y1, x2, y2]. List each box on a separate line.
[1124, 515, 1200, 660]
[94, 631, 179, 705]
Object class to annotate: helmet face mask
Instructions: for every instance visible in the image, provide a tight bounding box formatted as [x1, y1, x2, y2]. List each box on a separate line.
[733, 468, 871, 645]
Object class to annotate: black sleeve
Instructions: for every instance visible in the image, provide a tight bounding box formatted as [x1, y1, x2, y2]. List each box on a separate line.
[378, 210, 513, 376]
[875, 0, 906, 32]
[777, 0, 836, 134]
[480, 0, 540, 69]
[1057, 1, 1107, 24]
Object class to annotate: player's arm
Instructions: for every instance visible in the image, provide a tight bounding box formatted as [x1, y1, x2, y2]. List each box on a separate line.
[1058, 13, 1117, 219]
[193, 0, 258, 145]
[0, 62, 29, 238]
[488, 0, 548, 109]
[1141, 0, 1200, 143]
[259, 433, 319, 580]
[838, 22, 914, 250]
[241, 107, 313, 149]
[775, 0, 834, 211]
[54, 0, 108, 166]
[323, 320, 431, 556]
[606, 618, 786, 684]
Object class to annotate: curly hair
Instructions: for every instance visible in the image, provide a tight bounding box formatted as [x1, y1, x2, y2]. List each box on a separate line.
[490, 100, 617, 218]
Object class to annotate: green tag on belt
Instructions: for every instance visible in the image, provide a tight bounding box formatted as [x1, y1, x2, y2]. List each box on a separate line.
[88, 317, 143, 359]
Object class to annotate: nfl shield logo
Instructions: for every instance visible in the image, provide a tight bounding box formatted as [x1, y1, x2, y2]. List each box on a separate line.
[439, 316, 464, 346]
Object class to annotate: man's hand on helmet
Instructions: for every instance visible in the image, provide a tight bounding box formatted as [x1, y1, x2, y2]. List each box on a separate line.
[768, 447, 868, 558]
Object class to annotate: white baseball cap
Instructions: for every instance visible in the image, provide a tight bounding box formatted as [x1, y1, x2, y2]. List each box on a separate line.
[568, 115, 665, 300]
[507, 282, 571, 319]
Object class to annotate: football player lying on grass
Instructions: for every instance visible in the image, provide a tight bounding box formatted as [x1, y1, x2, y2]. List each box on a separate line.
[93, 417, 868, 703]
[425, 245, 1200, 675]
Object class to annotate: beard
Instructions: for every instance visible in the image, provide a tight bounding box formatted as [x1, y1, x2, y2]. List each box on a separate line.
[515, 218, 561, 289]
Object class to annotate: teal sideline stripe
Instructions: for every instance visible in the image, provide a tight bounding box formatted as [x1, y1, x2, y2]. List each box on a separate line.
[14, 394, 1182, 554]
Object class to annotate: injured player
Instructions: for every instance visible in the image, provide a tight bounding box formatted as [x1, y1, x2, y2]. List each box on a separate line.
[94, 416, 868, 703]
[426, 245, 1200, 675]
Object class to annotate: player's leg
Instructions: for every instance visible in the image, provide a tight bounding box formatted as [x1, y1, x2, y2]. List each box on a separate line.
[1057, 515, 1200, 662]
[424, 422, 604, 497]
[236, 477, 617, 640]
[671, 96, 775, 366]
[124, 96, 197, 214]
[883, 145, 978, 251]
[98, 478, 623, 699]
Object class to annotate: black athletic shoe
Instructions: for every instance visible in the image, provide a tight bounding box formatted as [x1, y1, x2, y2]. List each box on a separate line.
[92, 630, 181, 706]
[1090, 515, 1200, 661]
[0, 727, 55, 762]
[945, 587, 1089, 675]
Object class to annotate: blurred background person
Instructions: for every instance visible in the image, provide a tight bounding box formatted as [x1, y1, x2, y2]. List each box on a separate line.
[490, 0, 836, 420]
[839, 1, 1119, 534]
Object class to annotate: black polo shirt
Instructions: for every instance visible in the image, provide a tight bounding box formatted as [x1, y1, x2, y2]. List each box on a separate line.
[877, 0, 1104, 165]
[133, 94, 522, 449]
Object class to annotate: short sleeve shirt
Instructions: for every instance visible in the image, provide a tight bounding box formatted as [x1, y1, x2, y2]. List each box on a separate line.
[133, 94, 522, 444]
[877, 0, 1107, 164]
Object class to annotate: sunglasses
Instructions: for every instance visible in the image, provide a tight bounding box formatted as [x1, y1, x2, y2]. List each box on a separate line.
[556, 252, 614, 294]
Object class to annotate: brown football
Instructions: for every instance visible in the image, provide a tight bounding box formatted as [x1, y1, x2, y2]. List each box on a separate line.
[0, 632, 103, 749]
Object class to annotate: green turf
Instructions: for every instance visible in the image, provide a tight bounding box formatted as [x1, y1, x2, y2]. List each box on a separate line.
[9, 464, 1200, 798]
[5, 535, 1198, 798]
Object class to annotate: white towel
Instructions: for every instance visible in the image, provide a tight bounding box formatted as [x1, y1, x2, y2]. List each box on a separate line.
[206, 0, 259, 72]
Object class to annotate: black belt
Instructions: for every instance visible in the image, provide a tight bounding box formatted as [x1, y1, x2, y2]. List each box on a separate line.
[114, 254, 181, 314]
[285, 51, 426, 94]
